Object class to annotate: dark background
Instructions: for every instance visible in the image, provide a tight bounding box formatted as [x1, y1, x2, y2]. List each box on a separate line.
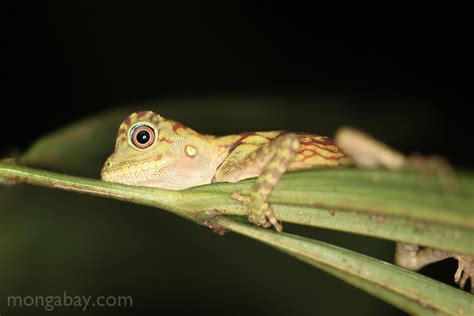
[2, 2, 473, 315]
[4, 3, 473, 162]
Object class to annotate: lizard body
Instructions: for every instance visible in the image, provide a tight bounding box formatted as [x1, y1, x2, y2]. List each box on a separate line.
[101, 111, 352, 190]
[102, 111, 472, 292]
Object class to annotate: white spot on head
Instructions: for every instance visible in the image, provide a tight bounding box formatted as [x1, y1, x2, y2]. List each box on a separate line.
[185, 145, 197, 158]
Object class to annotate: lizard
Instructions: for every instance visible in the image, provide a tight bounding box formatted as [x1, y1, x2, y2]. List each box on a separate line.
[101, 110, 473, 292]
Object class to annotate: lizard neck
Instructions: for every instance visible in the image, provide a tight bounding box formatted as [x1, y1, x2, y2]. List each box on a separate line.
[160, 129, 232, 189]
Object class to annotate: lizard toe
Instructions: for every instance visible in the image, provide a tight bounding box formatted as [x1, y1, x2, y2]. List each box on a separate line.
[265, 207, 283, 232]
[247, 203, 282, 231]
[454, 256, 473, 292]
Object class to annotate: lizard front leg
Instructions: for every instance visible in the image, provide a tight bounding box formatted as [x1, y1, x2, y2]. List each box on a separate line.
[335, 127, 473, 292]
[215, 133, 300, 231]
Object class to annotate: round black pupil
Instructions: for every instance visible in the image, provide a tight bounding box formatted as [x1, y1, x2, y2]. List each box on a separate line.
[136, 130, 150, 144]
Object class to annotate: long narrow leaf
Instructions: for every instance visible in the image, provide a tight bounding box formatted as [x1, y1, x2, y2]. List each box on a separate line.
[1, 161, 473, 314]
[214, 217, 473, 316]
[1, 162, 473, 256]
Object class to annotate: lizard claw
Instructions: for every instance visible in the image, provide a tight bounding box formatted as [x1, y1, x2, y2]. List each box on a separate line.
[264, 206, 283, 232]
[232, 192, 283, 232]
[247, 201, 283, 232]
[454, 256, 474, 293]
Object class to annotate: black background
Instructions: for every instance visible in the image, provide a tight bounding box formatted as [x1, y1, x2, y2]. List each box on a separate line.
[4, 3, 473, 162]
[2, 3, 473, 315]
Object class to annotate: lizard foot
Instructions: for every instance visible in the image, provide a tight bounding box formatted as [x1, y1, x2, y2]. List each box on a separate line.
[227, 134, 299, 233]
[232, 192, 283, 232]
[454, 256, 474, 293]
[406, 153, 458, 194]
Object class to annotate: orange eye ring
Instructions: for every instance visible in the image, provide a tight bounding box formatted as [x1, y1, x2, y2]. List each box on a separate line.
[130, 124, 155, 149]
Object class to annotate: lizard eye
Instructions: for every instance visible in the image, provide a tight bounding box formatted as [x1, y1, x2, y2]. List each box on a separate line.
[130, 124, 155, 149]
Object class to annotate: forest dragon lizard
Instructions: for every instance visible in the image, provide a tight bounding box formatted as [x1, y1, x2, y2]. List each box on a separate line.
[101, 111, 473, 292]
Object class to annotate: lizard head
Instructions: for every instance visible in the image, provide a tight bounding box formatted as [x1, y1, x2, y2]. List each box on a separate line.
[101, 111, 209, 189]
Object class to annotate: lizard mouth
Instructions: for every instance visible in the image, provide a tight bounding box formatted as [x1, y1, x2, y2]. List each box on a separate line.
[100, 163, 129, 184]
[100, 159, 164, 187]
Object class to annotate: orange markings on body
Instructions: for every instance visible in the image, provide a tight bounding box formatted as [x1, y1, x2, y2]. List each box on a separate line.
[172, 122, 185, 133]
[137, 111, 148, 118]
[158, 137, 173, 144]
[297, 148, 341, 162]
[118, 127, 127, 135]
[124, 116, 132, 127]
[157, 130, 173, 144]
